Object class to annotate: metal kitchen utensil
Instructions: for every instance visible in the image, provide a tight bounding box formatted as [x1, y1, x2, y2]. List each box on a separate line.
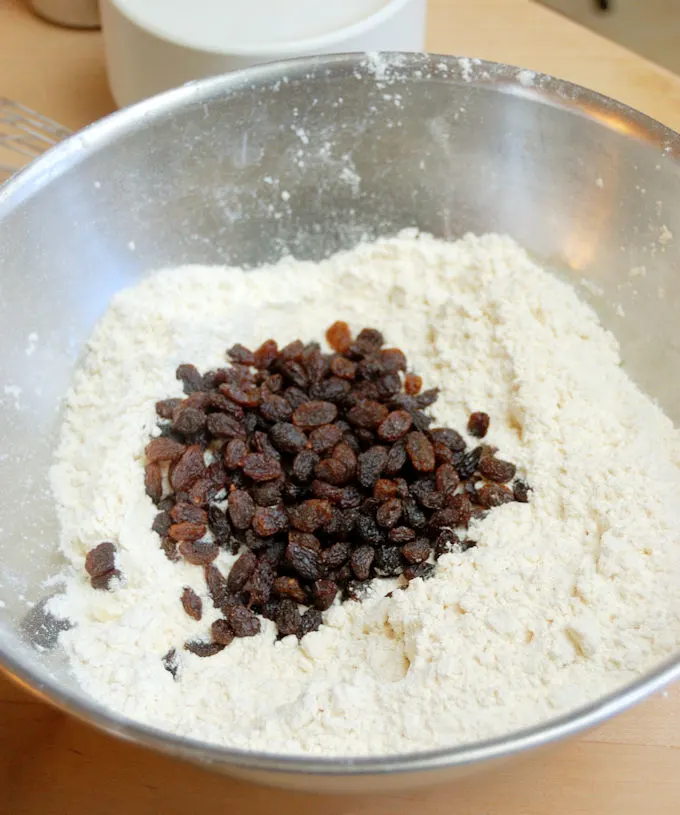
[0, 54, 679, 792]
[0, 99, 71, 183]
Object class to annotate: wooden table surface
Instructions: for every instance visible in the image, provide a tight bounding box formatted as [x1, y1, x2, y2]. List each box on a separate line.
[1, 0, 679, 812]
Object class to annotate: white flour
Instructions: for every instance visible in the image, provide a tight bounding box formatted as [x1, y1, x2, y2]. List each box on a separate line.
[49, 232, 680, 756]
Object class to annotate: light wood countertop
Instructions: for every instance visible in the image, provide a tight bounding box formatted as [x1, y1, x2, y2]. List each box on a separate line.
[1, 0, 679, 812]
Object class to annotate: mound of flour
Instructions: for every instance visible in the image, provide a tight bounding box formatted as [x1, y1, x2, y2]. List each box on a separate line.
[49, 232, 680, 756]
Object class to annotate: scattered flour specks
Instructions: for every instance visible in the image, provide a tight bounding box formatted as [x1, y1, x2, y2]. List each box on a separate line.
[49, 233, 680, 757]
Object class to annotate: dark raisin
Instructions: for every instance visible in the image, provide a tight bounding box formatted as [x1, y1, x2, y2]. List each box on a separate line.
[326, 321, 352, 353]
[276, 599, 301, 637]
[347, 400, 389, 430]
[402, 538, 431, 564]
[389, 526, 416, 543]
[268, 422, 307, 454]
[376, 372, 402, 399]
[168, 522, 207, 542]
[373, 478, 398, 501]
[172, 406, 207, 437]
[376, 497, 403, 528]
[320, 541, 350, 571]
[170, 445, 206, 492]
[430, 427, 466, 452]
[227, 343, 255, 366]
[455, 447, 484, 480]
[252, 505, 289, 537]
[311, 579, 337, 611]
[259, 394, 293, 423]
[329, 355, 357, 380]
[205, 564, 230, 607]
[404, 562, 436, 581]
[162, 648, 180, 679]
[345, 580, 371, 602]
[242, 453, 282, 482]
[309, 377, 351, 403]
[402, 497, 427, 531]
[145, 437, 186, 464]
[228, 605, 261, 638]
[185, 640, 224, 658]
[254, 339, 279, 369]
[410, 478, 444, 510]
[227, 490, 255, 530]
[176, 363, 204, 394]
[223, 438, 247, 470]
[250, 480, 283, 507]
[433, 442, 456, 465]
[479, 457, 517, 483]
[181, 587, 203, 620]
[170, 503, 207, 525]
[315, 458, 349, 486]
[178, 540, 219, 565]
[476, 483, 514, 508]
[356, 513, 385, 546]
[207, 391, 245, 419]
[226, 551, 257, 592]
[434, 529, 459, 557]
[378, 348, 406, 372]
[261, 598, 280, 621]
[435, 463, 460, 495]
[282, 481, 307, 504]
[355, 328, 384, 355]
[332, 444, 358, 480]
[467, 411, 490, 438]
[160, 537, 179, 561]
[415, 388, 439, 408]
[278, 360, 308, 389]
[444, 493, 472, 527]
[356, 445, 388, 489]
[244, 558, 276, 606]
[287, 499, 332, 533]
[211, 619, 235, 646]
[384, 440, 408, 476]
[292, 449, 320, 483]
[156, 398, 183, 420]
[513, 479, 531, 503]
[144, 462, 163, 503]
[309, 424, 344, 454]
[292, 400, 338, 428]
[205, 413, 245, 440]
[374, 546, 403, 577]
[350, 545, 375, 580]
[285, 540, 321, 580]
[152, 511, 171, 537]
[405, 432, 435, 472]
[273, 576, 307, 603]
[299, 608, 323, 638]
[376, 410, 413, 442]
[278, 339, 304, 362]
[288, 530, 321, 552]
[85, 542, 116, 578]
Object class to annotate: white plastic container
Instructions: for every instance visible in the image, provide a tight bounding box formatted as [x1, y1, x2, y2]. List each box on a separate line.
[101, 0, 427, 108]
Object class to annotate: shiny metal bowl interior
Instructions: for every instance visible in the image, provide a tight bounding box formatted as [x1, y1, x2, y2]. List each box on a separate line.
[0, 53, 679, 792]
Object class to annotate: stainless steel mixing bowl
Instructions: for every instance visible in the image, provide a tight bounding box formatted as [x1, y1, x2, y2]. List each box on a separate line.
[0, 53, 679, 793]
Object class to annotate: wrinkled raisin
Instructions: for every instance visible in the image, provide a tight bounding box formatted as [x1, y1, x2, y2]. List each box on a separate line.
[172, 406, 207, 437]
[244, 559, 276, 606]
[181, 587, 202, 620]
[211, 619, 235, 646]
[389, 526, 416, 543]
[355, 328, 384, 355]
[402, 538, 431, 564]
[171, 445, 206, 492]
[228, 605, 261, 638]
[285, 540, 321, 580]
[404, 562, 436, 581]
[513, 479, 531, 503]
[242, 453, 282, 482]
[311, 579, 337, 611]
[292, 400, 337, 428]
[298, 608, 323, 639]
[405, 431, 435, 472]
[378, 348, 406, 372]
[350, 545, 375, 580]
[145, 462, 162, 503]
[169, 521, 207, 542]
[477, 483, 514, 508]
[402, 497, 427, 530]
[309, 424, 343, 454]
[170, 503, 207, 525]
[227, 343, 255, 366]
[227, 551, 257, 592]
[224, 438, 248, 470]
[227, 490, 255, 530]
[178, 540, 219, 565]
[384, 440, 407, 476]
[250, 480, 284, 507]
[273, 576, 307, 603]
[254, 339, 278, 369]
[376, 497, 403, 528]
[326, 321, 352, 353]
[435, 529, 460, 557]
[479, 457, 517, 483]
[445, 493, 472, 527]
[376, 372, 401, 399]
[467, 411, 490, 438]
[152, 511, 171, 537]
[267, 422, 306, 454]
[205, 564, 230, 607]
[357, 446, 388, 489]
[357, 514, 385, 546]
[404, 373, 422, 395]
[145, 437, 185, 464]
[252, 504, 289, 537]
[315, 458, 349, 486]
[374, 546, 403, 577]
[292, 449, 320, 483]
[309, 377, 351, 403]
[176, 363, 204, 394]
[455, 447, 484, 480]
[260, 394, 293, 423]
[320, 541, 350, 570]
[206, 413, 246, 440]
[276, 599, 301, 637]
[185, 640, 224, 658]
[156, 398, 183, 420]
[435, 463, 460, 495]
[162, 648, 180, 679]
[287, 499, 332, 533]
[330, 356, 357, 380]
[430, 427, 466, 452]
[348, 400, 389, 430]
[85, 542, 116, 579]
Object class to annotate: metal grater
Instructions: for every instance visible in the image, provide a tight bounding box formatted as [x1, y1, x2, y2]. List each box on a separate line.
[537, 0, 680, 75]
[0, 99, 71, 183]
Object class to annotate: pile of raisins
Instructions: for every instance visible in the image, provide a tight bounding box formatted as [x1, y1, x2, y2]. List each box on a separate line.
[84, 322, 529, 663]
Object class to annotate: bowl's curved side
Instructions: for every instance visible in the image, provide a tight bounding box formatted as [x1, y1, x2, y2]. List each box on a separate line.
[0, 53, 679, 789]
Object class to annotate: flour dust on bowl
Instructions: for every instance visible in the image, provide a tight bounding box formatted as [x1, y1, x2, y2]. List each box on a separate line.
[0, 54, 679, 792]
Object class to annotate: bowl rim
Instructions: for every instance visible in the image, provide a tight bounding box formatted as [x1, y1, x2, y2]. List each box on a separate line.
[105, 0, 420, 58]
[1, 51, 679, 777]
